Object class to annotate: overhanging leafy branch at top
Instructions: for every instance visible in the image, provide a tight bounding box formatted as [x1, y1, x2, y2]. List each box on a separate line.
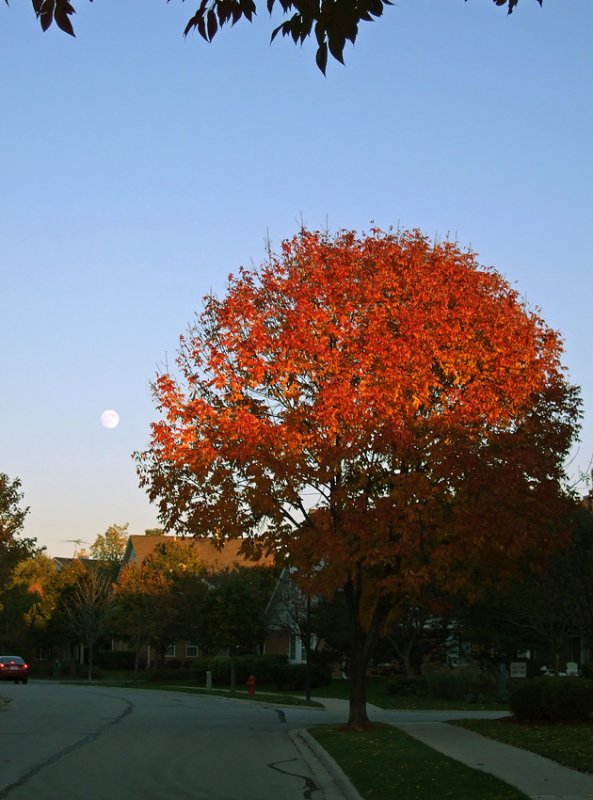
[11, 0, 543, 73]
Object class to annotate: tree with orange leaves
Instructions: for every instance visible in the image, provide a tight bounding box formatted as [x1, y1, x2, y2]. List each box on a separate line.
[136, 228, 580, 727]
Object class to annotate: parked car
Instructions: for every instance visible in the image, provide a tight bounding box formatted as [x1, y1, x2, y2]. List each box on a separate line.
[0, 656, 28, 684]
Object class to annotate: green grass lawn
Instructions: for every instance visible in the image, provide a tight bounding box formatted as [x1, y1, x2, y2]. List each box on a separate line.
[64, 676, 322, 707]
[310, 724, 528, 800]
[56, 672, 507, 711]
[139, 684, 324, 707]
[309, 677, 507, 711]
[451, 717, 593, 775]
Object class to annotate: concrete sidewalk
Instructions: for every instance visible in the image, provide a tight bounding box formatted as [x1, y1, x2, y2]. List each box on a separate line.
[310, 698, 593, 800]
[393, 718, 593, 800]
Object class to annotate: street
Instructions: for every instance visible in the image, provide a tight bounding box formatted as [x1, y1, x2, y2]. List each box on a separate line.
[0, 682, 345, 800]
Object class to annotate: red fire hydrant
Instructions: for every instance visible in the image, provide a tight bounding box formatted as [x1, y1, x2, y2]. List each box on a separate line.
[246, 673, 256, 696]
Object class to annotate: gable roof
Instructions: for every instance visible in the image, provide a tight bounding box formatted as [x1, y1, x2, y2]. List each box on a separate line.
[121, 535, 273, 574]
[53, 556, 100, 572]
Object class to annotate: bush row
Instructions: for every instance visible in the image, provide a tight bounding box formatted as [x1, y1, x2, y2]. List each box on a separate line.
[191, 655, 287, 685]
[191, 655, 331, 690]
[385, 667, 498, 702]
[510, 678, 593, 722]
[95, 651, 331, 690]
[269, 662, 332, 691]
[96, 650, 137, 670]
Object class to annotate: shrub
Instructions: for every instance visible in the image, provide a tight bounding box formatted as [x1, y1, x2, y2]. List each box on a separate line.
[385, 667, 499, 701]
[235, 654, 287, 685]
[206, 655, 288, 687]
[96, 650, 136, 670]
[544, 679, 593, 721]
[424, 666, 497, 701]
[385, 676, 428, 697]
[509, 680, 547, 720]
[190, 658, 211, 684]
[146, 666, 195, 682]
[510, 678, 593, 722]
[271, 662, 331, 691]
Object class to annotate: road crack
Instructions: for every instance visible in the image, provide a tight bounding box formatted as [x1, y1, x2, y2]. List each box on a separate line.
[268, 758, 320, 799]
[0, 694, 134, 798]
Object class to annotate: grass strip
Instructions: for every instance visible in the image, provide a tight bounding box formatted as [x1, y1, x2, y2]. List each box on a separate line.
[310, 723, 528, 800]
[451, 718, 593, 775]
[310, 678, 507, 711]
[68, 679, 321, 707]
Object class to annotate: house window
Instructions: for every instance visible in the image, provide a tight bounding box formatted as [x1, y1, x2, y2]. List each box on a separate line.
[186, 641, 199, 658]
[165, 642, 176, 657]
[289, 635, 306, 663]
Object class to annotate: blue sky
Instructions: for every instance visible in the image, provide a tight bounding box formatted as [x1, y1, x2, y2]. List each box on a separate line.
[1, 0, 591, 557]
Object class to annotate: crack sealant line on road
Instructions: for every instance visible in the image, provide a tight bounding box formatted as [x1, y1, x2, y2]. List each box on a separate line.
[288, 730, 364, 800]
[0, 697, 134, 798]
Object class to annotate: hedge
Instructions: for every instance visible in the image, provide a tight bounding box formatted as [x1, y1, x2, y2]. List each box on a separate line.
[193, 655, 288, 686]
[386, 667, 497, 702]
[270, 662, 332, 691]
[96, 650, 137, 670]
[510, 678, 593, 722]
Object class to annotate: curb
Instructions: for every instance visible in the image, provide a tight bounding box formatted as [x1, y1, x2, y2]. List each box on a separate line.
[289, 729, 364, 800]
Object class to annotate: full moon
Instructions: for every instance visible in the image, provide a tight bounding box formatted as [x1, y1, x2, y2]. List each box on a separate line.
[100, 409, 120, 429]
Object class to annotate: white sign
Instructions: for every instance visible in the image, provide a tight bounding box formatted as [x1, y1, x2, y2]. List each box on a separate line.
[510, 662, 527, 678]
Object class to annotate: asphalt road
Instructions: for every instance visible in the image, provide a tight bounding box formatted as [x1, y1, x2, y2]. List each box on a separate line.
[0, 682, 347, 800]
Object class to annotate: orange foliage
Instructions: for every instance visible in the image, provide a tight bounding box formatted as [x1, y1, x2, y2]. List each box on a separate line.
[137, 227, 579, 631]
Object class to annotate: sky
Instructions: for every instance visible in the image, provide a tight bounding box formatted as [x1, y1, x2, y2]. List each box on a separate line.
[1, 0, 591, 558]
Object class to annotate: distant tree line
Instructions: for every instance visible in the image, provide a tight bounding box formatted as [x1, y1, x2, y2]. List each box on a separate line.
[3, 471, 593, 690]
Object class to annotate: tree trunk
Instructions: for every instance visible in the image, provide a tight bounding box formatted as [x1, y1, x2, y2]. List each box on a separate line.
[401, 641, 414, 678]
[87, 640, 93, 682]
[343, 577, 395, 728]
[230, 655, 236, 695]
[305, 595, 312, 702]
[134, 638, 142, 681]
[347, 625, 370, 727]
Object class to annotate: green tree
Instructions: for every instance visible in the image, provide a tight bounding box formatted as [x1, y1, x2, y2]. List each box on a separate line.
[458, 501, 593, 675]
[111, 561, 168, 673]
[0, 472, 37, 575]
[0, 473, 40, 649]
[0, 554, 57, 654]
[14, 0, 541, 73]
[572, 503, 593, 654]
[382, 593, 452, 678]
[58, 561, 113, 681]
[112, 540, 210, 671]
[208, 567, 275, 652]
[89, 523, 129, 576]
[201, 566, 276, 691]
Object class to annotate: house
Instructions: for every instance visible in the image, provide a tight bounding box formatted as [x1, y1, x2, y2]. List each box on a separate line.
[264, 568, 309, 664]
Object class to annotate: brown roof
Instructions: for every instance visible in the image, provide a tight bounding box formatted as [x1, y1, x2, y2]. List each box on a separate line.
[124, 535, 273, 572]
[53, 556, 96, 572]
